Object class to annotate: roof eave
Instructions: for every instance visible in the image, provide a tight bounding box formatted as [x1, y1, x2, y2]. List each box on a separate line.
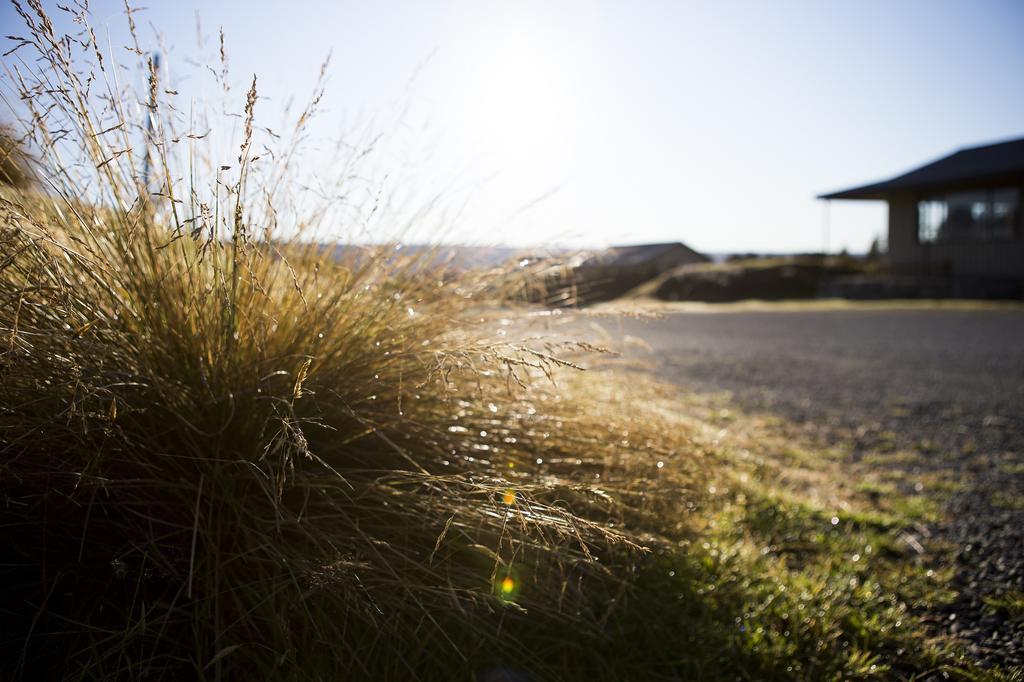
[821, 170, 1024, 200]
[818, 191, 886, 200]
[817, 184, 890, 201]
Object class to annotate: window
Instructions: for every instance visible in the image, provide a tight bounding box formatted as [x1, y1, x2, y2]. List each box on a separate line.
[918, 199, 946, 242]
[990, 187, 1019, 240]
[917, 187, 1019, 243]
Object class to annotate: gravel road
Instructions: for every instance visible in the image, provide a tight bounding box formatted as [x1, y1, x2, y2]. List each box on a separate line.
[600, 307, 1024, 668]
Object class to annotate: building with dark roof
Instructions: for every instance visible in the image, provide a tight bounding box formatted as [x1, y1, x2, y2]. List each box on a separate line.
[581, 242, 707, 271]
[575, 242, 709, 302]
[820, 137, 1024, 293]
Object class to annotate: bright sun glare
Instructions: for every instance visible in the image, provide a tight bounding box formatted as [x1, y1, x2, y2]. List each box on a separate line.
[466, 35, 574, 165]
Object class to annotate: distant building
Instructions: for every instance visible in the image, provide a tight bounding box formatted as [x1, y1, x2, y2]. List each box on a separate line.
[820, 137, 1023, 295]
[579, 241, 709, 282]
[575, 242, 709, 301]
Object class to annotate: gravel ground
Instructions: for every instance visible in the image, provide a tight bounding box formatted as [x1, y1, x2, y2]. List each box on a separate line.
[592, 308, 1024, 668]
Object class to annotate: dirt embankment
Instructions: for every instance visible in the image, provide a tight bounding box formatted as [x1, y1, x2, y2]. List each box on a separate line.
[632, 257, 870, 303]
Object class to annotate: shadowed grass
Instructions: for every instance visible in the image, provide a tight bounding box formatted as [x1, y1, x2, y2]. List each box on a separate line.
[0, 4, 700, 678]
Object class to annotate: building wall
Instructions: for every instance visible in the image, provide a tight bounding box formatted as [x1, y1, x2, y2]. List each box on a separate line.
[887, 193, 1024, 279]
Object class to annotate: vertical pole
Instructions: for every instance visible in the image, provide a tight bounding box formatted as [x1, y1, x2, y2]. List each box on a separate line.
[822, 199, 831, 256]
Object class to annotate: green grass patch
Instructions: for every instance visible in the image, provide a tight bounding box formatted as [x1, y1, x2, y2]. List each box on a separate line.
[991, 492, 1024, 510]
[862, 450, 923, 467]
[983, 591, 1024, 621]
[602, 479, 970, 680]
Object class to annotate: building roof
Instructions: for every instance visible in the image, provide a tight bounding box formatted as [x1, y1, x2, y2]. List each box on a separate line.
[819, 137, 1024, 200]
[581, 242, 708, 268]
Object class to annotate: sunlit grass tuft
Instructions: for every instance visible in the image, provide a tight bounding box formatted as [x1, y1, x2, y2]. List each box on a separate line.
[0, 4, 700, 678]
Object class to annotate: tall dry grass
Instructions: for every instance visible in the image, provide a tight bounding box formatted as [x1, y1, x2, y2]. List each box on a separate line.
[0, 4, 705, 679]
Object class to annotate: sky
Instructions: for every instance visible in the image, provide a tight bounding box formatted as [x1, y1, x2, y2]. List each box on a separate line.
[3, 0, 1023, 253]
